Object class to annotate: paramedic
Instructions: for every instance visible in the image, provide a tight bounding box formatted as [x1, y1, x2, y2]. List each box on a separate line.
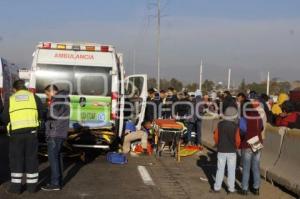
[1, 80, 43, 194]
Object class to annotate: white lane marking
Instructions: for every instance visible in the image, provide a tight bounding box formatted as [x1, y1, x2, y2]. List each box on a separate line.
[137, 165, 155, 186]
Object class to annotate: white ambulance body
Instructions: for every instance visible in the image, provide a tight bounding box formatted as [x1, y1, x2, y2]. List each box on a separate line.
[28, 42, 147, 148]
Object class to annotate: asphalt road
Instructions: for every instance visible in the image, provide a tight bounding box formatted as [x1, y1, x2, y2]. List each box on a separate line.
[0, 134, 297, 199]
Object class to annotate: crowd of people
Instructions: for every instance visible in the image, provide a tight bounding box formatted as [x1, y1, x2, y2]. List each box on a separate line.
[143, 87, 300, 138]
[122, 86, 300, 196]
[2, 79, 299, 195]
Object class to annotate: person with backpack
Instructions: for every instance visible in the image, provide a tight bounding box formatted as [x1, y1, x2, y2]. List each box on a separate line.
[212, 107, 241, 194]
[240, 103, 264, 196]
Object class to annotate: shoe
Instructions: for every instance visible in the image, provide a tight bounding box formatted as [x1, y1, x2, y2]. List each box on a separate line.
[6, 185, 22, 194]
[209, 189, 220, 193]
[239, 190, 248, 196]
[27, 184, 37, 193]
[41, 184, 61, 191]
[227, 190, 236, 195]
[6, 187, 21, 195]
[139, 150, 148, 156]
[253, 188, 260, 195]
[27, 187, 37, 193]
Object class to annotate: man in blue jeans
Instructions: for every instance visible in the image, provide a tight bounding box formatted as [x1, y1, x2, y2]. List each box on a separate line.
[241, 149, 261, 194]
[240, 102, 264, 196]
[41, 85, 70, 191]
[212, 107, 241, 194]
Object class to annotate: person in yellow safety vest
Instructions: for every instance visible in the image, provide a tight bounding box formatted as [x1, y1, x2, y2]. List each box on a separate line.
[0, 80, 43, 194]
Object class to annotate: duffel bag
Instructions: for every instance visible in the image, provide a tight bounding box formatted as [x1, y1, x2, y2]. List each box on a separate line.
[106, 152, 128, 164]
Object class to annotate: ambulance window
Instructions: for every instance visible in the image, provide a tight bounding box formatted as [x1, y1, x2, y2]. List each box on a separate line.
[74, 66, 111, 96]
[35, 64, 74, 94]
[36, 64, 112, 96]
[125, 77, 144, 98]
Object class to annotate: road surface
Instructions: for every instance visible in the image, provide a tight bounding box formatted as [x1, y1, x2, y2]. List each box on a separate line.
[0, 135, 297, 199]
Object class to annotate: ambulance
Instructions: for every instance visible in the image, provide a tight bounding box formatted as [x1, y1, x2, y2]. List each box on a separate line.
[0, 58, 19, 106]
[28, 42, 147, 150]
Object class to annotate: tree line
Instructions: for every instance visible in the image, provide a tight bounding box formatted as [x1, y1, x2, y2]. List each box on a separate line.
[148, 77, 292, 95]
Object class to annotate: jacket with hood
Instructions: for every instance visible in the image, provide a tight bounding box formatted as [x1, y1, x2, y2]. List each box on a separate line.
[214, 107, 241, 153]
[222, 95, 237, 113]
[240, 110, 264, 149]
[45, 90, 70, 139]
[271, 93, 289, 115]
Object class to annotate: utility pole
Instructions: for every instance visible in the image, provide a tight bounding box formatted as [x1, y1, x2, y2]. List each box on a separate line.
[157, 0, 161, 90]
[199, 60, 203, 91]
[133, 49, 136, 74]
[227, 68, 231, 90]
[267, 72, 270, 95]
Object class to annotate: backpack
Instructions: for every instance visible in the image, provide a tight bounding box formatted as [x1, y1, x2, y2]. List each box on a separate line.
[125, 121, 136, 132]
[106, 152, 128, 164]
[239, 117, 247, 136]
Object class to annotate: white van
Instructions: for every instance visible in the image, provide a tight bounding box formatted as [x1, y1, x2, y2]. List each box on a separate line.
[0, 58, 19, 106]
[28, 42, 147, 149]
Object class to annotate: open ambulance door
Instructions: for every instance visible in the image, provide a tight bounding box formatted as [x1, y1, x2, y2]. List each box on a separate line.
[117, 53, 125, 138]
[124, 74, 148, 131]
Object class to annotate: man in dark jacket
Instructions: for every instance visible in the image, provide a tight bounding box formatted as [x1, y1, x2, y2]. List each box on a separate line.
[175, 92, 191, 118]
[187, 91, 204, 146]
[41, 85, 70, 191]
[159, 90, 169, 119]
[144, 88, 159, 122]
[259, 93, 273, 123]
[222, 91, 237, 113]
[213, 107, 240, 193]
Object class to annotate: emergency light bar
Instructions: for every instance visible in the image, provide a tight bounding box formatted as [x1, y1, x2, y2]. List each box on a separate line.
[42, 42, 51, 49]
[101, 46, 109, 52]
[72, 45, 81, 51]
[39, 42, 113, 52]
[57, 44, 66, 50]
[86, 46, 95, 51]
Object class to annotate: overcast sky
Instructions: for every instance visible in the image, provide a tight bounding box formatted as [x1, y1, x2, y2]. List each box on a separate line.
[0, 0, 299, 85]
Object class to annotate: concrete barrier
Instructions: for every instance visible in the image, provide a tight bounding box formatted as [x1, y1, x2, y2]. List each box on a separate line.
[200, 119, 300, 196]
[260, 124, 287, 178]
[267, 128, 300, 196]
[201, 117, 219, 148]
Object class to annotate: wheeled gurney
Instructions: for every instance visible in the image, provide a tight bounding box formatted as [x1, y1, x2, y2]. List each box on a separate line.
[154, 119, 184, 162]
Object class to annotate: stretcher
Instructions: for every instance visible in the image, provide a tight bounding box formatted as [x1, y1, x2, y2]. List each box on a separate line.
[154, 119, 184, 162]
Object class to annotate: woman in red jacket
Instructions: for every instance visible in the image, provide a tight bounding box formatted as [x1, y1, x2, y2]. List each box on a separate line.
[275, 101, 300, 129]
